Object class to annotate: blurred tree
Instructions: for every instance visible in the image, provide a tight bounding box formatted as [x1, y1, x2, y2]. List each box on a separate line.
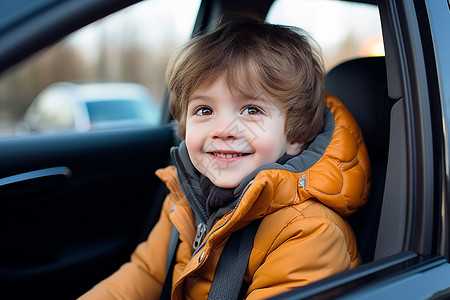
[0, 43, 88, 134]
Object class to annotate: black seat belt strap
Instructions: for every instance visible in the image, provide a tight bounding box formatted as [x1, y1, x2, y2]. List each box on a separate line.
[207, 219, 262, 300]
[159, 224, 180, 300]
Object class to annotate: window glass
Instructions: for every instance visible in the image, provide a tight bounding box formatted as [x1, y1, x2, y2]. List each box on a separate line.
[86, 100, 160, 126]
[267, 0, 384, 71]
[0, 0, 200, 136]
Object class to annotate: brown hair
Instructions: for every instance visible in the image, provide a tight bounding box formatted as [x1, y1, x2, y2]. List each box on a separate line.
[166, 16, 325, 143]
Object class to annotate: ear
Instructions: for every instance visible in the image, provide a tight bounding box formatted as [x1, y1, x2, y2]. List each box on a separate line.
[286, 141, 305, 156]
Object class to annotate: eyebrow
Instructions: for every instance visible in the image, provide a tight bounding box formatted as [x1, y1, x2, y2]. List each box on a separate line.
[189, 94, 211, 100]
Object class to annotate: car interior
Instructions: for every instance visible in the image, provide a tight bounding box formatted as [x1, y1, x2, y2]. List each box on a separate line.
[0, 0, 445, 299]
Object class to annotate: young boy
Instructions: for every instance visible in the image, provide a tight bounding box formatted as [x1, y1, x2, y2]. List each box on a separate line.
[80, 16, 370, 300]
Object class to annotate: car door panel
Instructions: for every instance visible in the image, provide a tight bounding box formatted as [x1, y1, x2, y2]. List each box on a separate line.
[0, 126, 174, 298]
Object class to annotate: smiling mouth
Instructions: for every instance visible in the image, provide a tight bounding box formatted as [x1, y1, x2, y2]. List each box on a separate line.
[209, 152, 250, 158]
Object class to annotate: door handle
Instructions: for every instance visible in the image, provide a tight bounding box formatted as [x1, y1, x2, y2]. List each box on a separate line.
[0, 167, 72, 197]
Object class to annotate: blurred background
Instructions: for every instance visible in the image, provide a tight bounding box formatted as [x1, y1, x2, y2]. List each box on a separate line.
[0, 0, 383, 136]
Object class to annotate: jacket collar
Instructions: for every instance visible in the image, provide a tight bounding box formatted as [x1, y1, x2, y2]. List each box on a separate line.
[170, 142, 208, 226]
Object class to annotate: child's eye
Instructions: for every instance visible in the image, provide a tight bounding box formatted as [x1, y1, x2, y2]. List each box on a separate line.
[242, 106, 262, 115]
[194, 106, 213, 116]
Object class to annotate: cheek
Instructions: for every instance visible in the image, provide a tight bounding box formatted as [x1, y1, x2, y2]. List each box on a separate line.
[250, 120, 287, 158]
[251, 135, 287, 162]
[185, 119, 209, 156]
[185, 130, 202, 153]
[185, 119, 195, 144]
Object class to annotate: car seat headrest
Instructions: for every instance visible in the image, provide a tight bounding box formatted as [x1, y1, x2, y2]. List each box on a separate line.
[326, 56, 390, 163]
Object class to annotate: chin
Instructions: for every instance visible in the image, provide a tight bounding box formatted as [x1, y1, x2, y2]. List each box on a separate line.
[211, 179, 240, 189]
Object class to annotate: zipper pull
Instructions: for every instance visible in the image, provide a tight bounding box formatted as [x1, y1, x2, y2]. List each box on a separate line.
[193, 222, 206, 250]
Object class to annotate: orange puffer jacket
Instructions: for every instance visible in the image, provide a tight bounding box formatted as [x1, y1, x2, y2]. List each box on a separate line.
[79, 94, 371, 300]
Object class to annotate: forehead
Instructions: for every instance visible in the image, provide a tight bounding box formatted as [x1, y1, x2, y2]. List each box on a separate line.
[189, 76, 275, 110]
[191, 63, 272, 102]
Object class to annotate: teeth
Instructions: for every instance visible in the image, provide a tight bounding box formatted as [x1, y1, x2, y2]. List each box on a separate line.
[213, 152, 244, 158]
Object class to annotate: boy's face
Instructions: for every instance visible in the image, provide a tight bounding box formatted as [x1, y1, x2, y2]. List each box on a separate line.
[185, 76, 303, 188]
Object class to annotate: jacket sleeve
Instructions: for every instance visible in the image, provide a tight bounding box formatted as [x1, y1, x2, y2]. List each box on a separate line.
[78, 195, 174, 300]
[246, 211, 359, 299]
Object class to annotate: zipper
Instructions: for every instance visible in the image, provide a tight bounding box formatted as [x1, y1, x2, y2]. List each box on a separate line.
[192, 180, 254, 255]
[193, 222, 207, 250]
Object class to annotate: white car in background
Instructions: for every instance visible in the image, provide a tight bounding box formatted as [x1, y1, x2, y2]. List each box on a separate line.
[21, 81, 161, 133]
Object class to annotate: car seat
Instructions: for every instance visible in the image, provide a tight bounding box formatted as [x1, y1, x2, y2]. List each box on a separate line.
[326, 56, 391, 263]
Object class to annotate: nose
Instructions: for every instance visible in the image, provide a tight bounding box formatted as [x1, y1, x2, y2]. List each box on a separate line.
[210, 114, 240, 140]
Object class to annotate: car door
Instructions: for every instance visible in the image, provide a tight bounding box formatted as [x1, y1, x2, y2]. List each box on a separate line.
[0, 0, 198, 298]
